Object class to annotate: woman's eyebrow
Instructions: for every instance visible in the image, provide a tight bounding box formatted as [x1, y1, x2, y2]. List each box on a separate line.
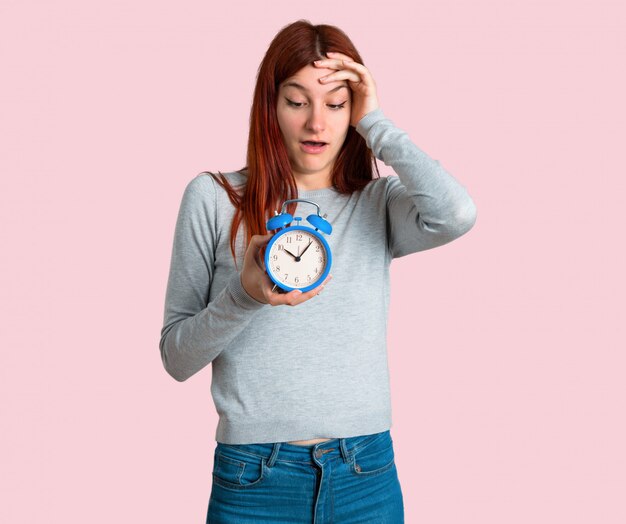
[282, 82, 348, 94]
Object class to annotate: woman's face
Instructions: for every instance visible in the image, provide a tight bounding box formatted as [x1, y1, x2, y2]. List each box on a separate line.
[276, 64, 351, 190]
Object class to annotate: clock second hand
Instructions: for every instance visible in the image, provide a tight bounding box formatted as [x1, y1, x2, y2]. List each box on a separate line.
[294, 240, 311, 262]
[284, 239, 312, 262]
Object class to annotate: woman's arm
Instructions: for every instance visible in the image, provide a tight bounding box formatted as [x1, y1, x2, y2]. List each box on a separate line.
[159, 175, 265, 382]
[356, 108, 477, 258]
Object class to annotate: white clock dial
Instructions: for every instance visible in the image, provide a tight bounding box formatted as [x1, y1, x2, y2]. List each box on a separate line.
[267, 230, 328, 289]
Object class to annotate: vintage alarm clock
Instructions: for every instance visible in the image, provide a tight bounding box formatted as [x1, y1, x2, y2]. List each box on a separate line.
[264, 198, 332, 293]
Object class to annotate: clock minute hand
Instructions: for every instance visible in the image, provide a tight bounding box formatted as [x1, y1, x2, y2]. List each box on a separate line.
[293, 241, 311, 262]
[299, 240, 313, 257]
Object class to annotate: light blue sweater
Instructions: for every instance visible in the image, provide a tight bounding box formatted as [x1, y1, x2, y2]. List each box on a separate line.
[159, 108, 477, 444]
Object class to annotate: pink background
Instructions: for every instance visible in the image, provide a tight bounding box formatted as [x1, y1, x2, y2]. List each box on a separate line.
[2, 0, 625, 522]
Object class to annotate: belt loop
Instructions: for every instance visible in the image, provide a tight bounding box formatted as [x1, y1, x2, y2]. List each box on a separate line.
[339, 437, 351, 464]
[267, 442, 281, 468]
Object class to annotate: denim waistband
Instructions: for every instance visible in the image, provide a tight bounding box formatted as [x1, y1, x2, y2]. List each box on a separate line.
[215, 430, 391, 466]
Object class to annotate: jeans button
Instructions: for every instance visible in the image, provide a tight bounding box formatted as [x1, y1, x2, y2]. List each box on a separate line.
[314, 449, 322, 458]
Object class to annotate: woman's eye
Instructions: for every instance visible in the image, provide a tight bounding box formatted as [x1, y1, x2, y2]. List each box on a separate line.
[286, 99, 346, 110]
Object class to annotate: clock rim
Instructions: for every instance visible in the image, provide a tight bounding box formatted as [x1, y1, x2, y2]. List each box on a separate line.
[263, 224, 332, 293]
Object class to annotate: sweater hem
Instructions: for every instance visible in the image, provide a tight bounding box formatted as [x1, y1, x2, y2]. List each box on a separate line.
[215, 410, 393, 445]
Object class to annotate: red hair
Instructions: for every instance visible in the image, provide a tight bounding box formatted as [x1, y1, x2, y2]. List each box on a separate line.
[207, 19, 380, 269]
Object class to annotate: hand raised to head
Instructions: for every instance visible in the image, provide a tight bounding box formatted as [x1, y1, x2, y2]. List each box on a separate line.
[313, 51, 380, 127]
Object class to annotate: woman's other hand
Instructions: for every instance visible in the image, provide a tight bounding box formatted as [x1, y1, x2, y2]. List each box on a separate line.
[313, 51, 380, 127]
[240, 234, 333, 306]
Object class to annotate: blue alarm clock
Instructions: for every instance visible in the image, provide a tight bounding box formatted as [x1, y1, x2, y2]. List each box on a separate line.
[264, 198, 333, 293]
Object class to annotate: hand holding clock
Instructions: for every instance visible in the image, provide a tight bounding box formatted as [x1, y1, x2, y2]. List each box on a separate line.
[240, 234, 333, 306]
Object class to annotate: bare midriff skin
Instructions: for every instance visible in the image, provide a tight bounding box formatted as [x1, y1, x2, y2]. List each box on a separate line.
[287, 438, 333, 446]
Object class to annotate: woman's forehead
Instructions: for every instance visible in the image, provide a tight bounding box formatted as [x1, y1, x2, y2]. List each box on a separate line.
[280, 64, 348, 93]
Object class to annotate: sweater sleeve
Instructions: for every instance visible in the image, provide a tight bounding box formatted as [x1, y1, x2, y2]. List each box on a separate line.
[355, 108, 477, 258]
[159, 174, 266, 382]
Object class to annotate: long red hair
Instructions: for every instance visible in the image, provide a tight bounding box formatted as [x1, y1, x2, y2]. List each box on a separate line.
[206, 19, 380, 269]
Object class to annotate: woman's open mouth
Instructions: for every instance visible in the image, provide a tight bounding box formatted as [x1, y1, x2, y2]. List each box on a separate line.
[300, 141, 328, 154]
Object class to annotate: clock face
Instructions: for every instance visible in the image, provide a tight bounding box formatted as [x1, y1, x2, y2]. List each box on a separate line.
[266, 228, 329, 290]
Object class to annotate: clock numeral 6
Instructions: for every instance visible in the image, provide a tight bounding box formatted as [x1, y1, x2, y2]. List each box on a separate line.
[294, 276, 299, 283]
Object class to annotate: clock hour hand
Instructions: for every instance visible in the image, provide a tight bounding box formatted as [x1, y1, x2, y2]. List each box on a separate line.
[292, 242, 309, 262]
[283, 248, 298, 259]
[284, 241, 311, 262]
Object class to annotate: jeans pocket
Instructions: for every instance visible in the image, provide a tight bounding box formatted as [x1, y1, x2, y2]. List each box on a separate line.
[212, 446, 267, 490]
[350, 431, 396, 478]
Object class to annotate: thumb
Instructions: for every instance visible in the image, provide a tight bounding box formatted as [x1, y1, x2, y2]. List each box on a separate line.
[247, 233, 273, 268]
[247, 233, 272, 250]
[252, 233, 273, 242]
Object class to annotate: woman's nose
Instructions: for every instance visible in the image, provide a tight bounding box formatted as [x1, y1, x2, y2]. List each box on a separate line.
[306, 106, 326, 132]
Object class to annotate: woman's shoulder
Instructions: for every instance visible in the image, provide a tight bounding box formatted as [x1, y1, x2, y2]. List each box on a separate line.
[187, 169, 247, 195]
[197, 168, 247, 185]
[361, 175, 391, 198]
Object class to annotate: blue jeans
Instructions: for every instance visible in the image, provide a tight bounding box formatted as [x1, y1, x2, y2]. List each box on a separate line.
[207, 429, 404, 523]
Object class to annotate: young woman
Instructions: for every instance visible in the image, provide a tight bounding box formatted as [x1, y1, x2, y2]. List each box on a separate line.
[159, 19, 477, 523]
